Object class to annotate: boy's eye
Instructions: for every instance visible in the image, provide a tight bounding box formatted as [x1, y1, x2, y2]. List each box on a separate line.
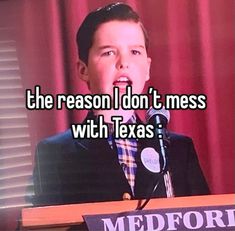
[102, 50, 115, 56]
[131, 50, 141, 55]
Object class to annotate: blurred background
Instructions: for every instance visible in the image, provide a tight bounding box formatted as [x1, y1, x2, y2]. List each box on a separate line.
[0, 0, 234, 230]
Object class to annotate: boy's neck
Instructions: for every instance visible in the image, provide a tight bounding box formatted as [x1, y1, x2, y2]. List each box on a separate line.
[93, 109, 134, 123]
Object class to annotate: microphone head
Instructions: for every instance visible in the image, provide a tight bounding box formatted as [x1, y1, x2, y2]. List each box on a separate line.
[146, 107, 170, 124]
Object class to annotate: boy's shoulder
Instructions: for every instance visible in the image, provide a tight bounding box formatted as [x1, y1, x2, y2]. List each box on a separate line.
[38, 129, 73, 146]
[168, 131, 193, 143]
[36, 129, 90, 154]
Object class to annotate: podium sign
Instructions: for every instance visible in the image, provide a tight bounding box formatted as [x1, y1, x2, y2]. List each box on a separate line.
[84, 205, 235, 231]
[21, 194, 235, 230]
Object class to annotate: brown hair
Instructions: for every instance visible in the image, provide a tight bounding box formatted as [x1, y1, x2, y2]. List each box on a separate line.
[76, 2, 149, 65]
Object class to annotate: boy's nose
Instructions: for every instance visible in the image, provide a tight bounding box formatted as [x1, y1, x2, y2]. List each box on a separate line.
[116, 55, 129, 69]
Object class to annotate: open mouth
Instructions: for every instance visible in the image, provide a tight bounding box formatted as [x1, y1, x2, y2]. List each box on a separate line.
[113, 77, 132, 88]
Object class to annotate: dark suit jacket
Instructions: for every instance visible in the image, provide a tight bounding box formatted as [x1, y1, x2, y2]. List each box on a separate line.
[32, 118, 210, 206]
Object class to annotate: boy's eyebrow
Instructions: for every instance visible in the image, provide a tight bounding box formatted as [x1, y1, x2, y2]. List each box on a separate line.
[97, 45, 146, 50]
[97, 45, 115, 50]
[132, 45, 146, 49]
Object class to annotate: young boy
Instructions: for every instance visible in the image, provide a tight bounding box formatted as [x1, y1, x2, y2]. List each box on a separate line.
[32, 3, 209, 206]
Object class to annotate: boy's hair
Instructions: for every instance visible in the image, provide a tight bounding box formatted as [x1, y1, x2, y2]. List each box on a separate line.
[76, 2, 149, 65]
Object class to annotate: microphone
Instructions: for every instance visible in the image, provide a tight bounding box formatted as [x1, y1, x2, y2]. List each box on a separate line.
[146, 107, 170, 127]
[145, 107, 170, 172]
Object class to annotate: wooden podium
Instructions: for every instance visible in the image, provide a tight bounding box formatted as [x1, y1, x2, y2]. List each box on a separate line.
[21, 194, 235, 230]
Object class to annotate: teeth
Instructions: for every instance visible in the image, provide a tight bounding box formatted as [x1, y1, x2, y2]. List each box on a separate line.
[116, 77, 129, 82]
[113, 76, 132, 87]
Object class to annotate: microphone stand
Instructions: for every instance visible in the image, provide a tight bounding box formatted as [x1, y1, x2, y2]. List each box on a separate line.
[136, 115, 169, 210]
[156, 115, 167, 171]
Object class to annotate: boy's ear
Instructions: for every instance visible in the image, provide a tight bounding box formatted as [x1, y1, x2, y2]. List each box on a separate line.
[77, 60, 89, 82]
[145, 57, 151, 81]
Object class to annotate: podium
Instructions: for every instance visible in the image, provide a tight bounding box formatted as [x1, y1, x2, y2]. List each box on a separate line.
[21, 194, 235, 231]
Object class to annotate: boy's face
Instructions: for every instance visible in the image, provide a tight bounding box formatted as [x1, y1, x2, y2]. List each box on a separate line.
[78, 20, 151, 99]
